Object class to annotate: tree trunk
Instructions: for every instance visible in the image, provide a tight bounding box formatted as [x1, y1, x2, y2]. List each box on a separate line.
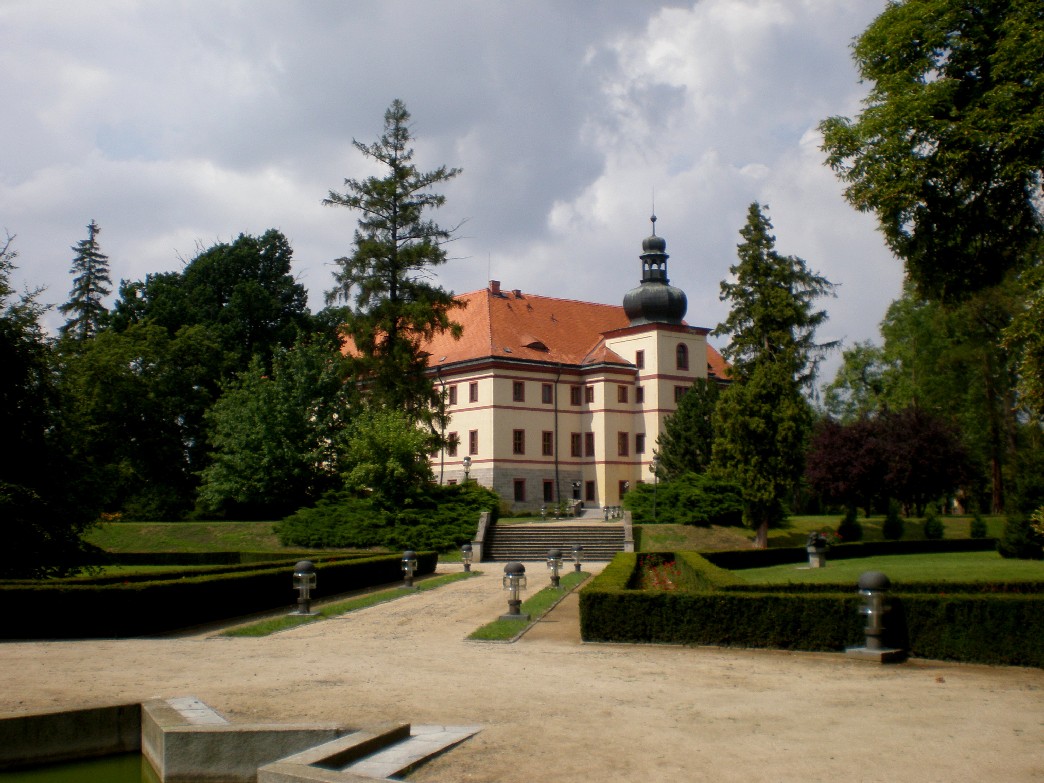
[753, 519, 769, 549]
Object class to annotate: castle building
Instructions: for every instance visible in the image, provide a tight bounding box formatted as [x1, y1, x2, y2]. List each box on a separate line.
[421, 218, 727, 510]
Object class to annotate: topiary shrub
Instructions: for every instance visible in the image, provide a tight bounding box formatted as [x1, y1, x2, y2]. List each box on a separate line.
[836, 506, 863, 543]
[922, 502, 944, 540]
[882, 500, 905, 540]
[997, 513, 1044, 560]
[970, 512, 988, 539]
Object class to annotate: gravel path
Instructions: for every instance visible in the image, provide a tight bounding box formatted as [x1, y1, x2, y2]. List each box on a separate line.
[2, 563, 1042, 782]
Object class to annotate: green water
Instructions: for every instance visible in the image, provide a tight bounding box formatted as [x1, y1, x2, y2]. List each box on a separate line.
[0, 754, 158, 783]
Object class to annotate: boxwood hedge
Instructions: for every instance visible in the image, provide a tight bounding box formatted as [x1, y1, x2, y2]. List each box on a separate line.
[579, 550, 1044, 667]
[1, 552, 437, 640]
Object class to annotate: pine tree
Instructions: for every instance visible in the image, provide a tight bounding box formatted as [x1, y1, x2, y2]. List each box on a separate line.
[59, 219, 111, 340]
[323, 100, 463, 427]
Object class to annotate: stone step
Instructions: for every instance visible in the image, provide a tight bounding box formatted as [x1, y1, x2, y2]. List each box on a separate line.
[483, 524, 625, 562]
[259, 723, 482, 782]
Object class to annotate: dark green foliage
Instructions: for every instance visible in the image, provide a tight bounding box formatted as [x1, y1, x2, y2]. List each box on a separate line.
[110, 229, 311, 372]
[997, 515, 1044, 560]
[970, 513, 988, 539]
[712, 204, 835, 547]
[60, 322, 224, 519]
[655, 379, 720, 477]
[277, 482, 499, 552]
[0, 552, 436, 640]
[0, 233, 98, 577]
[923, 503, 945, 540]
[623, 472, 743, 526]
[580, 550, 1044, 666]
[882, 500, 906, 540]
[59, 219, 111, 341]
[324, 99, 463, 427]
[837, 506, 863, 542]
[820, 0, 1044, 302]
[199, 337, 354, 519]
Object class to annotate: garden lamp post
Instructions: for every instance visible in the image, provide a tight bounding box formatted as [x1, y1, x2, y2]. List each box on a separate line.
[547, 548, 563, 588]
[462, 456, 471, 484]
[650, 454, 660, 523]
[572, 543, 584, 573]
[461, 543, 473, 572]
[603, 505, 609, 521]
[846, 570, 903, 663]
[541, 505, 547, 522]
[291, 560, 317, 616]
[401, 550, 418, 589]
[501, 562, 529, 620]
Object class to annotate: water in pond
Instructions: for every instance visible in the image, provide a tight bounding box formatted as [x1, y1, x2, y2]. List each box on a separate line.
[0, 754, 159, 783]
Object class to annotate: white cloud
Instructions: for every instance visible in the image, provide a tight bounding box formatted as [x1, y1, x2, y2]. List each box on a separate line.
[0, 0, 898, 389]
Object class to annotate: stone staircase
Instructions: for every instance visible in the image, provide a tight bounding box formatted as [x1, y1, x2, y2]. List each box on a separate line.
[481, 523, 626, 562]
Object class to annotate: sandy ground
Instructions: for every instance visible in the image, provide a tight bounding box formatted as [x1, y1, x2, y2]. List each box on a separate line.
[1, 563, 1042, 783]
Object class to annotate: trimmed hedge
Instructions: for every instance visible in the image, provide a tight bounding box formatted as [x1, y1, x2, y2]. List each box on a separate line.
[1, 552, 437, 640]
[579, 551, 1044, 667]
[703, 537, 998, 570]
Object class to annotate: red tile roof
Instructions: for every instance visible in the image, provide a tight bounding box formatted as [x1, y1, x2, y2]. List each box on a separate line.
[420, 284, 727, 376]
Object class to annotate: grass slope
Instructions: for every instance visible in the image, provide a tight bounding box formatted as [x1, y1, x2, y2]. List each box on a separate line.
[734, 551, 1044, 585]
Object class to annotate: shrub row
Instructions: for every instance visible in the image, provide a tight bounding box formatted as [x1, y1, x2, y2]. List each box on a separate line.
[702, 537, 998, 570]
[579, 551, 1044, 667]
[2, 552, 436, 640]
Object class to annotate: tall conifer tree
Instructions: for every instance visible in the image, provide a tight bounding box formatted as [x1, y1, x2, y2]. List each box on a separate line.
[59, 219, 111, 341]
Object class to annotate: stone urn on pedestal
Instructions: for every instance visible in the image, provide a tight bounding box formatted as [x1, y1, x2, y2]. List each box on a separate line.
[806, 532, 828, 568]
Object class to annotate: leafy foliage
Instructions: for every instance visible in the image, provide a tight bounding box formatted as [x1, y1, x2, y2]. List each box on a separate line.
[60, 322, 224, 519]
[199, 336, 355, 519]
[110, 229, 310, 372]
[338, 407, 436, 506]
[276, 482, 500, 551]
[820, 0, 1044, 302]
[624, 472, 743, 527]
[324, 99, 463, 427]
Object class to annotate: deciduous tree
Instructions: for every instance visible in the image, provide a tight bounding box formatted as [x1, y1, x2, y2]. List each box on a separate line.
[820, 0, 1044, 302]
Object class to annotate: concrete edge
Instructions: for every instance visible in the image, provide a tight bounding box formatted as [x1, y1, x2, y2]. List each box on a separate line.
[0, 702, 142, 770]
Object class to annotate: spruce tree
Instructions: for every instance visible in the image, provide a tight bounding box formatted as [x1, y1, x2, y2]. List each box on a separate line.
[59, 219, 111, 341]
[323, 100, 462, 427]
[712, 203, 836, 547]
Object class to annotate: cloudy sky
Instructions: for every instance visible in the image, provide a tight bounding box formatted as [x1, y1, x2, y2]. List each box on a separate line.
[1, 0, 902, 387]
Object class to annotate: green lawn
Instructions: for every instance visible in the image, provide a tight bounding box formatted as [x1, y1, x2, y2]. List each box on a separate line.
[734, 551, 1044, 585]
[85, 521, 287, 552]
[467, 570, 588, 641]
[223, 570, 480, 637]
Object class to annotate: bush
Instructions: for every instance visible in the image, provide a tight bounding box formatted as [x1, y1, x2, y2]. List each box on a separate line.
[277, 483, 500, 551]
[836, 506, 863, 543]
[970, 512, 988, 539]
[922, 503, 944, 540]
[624, 472, 743, 526]
[882, 500, 905, 540]
[997, 514, 1044, 560]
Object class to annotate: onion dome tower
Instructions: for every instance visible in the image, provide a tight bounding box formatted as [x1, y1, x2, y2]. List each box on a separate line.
[622, 214, 688, 326]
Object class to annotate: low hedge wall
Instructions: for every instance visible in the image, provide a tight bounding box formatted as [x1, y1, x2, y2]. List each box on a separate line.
[579, 551, 1044, 667]
[2, 552, 437, 640]
[702, 537, 998, 570]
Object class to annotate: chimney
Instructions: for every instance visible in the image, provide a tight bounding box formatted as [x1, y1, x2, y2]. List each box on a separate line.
[490, 280, 501, 295]
[512, 289, 523, 298]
